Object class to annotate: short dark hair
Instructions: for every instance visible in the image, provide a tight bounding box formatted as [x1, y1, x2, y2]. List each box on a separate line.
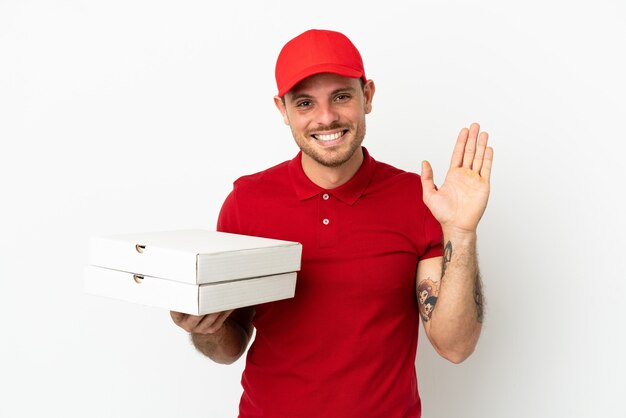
[425, 296, 437, 306]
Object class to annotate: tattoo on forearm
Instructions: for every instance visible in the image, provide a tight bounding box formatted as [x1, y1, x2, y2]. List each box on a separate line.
[419, 240, 484, 324]
[417, 241, 451, 323]
[442, 240, 453, 278]
[417, 278, 439, 322]
[474, 274, 484, 323]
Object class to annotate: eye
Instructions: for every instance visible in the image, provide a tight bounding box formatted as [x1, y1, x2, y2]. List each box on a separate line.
[334, 93, 351, 102]
[295, 100, 312, 108]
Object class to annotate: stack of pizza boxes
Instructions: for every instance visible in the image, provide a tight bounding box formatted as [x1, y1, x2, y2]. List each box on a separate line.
[85, 229, 302, 315]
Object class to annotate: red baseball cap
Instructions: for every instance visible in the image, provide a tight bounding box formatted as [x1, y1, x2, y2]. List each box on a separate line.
[275, 29, 367, 97]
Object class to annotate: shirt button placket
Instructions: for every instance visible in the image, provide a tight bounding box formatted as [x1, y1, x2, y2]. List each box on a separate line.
[319, 192, 336, 248]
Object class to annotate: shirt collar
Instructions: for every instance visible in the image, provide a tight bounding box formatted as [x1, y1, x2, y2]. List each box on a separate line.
[288, 147, 376, 206]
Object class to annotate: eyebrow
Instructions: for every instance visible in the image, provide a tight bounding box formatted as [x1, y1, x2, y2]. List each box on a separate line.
[290, 86, 358, 101]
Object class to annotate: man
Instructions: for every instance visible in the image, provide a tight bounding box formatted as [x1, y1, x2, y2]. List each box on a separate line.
[171, 29, 493, 417]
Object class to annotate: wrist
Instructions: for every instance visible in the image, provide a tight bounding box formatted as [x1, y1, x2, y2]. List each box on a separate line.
[441, 226, 477, 245]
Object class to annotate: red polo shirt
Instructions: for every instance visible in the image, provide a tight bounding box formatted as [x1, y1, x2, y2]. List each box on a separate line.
[217, 147, 443, 418]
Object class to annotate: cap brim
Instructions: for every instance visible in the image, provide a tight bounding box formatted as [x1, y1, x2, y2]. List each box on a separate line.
[278, 63, 364, 97]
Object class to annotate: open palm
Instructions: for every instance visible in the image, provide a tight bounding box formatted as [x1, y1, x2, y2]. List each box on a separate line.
[421, 123, 494, 233]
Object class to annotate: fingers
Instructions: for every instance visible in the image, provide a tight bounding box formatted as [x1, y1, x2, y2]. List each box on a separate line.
[170, 309, 234, 334]
[451, 123, 491, 175]
[170, 311, 200, 332]
[170, 310, 185, 323]
[197, 309, 234, 334]
[450, 127, 469, 168]
[472, 131, 489, 173]
[462, 123, 480, 169]
[480, 146, 494, 180]
[420, 160, 436, 198]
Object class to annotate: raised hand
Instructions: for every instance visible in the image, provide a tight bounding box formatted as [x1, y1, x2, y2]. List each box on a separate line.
[421, 123, 493, 234]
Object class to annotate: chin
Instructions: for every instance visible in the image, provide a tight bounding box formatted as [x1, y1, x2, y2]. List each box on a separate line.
[308, 144, 362, 168]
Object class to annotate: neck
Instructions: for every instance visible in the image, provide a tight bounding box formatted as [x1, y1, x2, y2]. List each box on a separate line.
[301, 148, 364, 189]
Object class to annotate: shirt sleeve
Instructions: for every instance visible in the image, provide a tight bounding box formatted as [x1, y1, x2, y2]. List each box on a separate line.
[216, 187, 241, 234]
[420, 201, 444, 261]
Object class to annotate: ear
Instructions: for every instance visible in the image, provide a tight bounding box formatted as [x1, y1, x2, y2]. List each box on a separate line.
[363, 79, 376, 114]
[273, 95, 290, 126]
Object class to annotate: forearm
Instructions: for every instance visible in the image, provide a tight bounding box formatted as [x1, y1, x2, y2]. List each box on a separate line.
[191, 317, 250, 365]
[429, 229, 484, 362]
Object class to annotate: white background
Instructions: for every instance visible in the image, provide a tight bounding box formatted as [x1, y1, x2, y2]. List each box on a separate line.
[1, 1, 625, 417]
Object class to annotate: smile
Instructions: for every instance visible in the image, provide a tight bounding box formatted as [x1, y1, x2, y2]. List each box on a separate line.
[312, 130, 348, 142]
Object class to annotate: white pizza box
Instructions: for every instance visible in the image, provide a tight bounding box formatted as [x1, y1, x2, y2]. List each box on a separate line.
[88, 229, 302, 285]
[84, 266, 297, 315]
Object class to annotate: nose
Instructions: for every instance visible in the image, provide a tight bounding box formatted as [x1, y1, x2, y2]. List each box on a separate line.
[315, 101, 339, 127]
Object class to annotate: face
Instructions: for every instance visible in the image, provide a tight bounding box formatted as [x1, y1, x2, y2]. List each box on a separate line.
[424, 303, 433, 316]
[275, 73, 375, 169]
[419, 290, 429, 305]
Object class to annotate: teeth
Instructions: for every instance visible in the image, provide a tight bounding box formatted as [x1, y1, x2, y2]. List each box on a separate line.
[314, 131, 343, 141]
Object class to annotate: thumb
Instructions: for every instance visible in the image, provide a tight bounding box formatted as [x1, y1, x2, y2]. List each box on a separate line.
[421, 160, 437, 197]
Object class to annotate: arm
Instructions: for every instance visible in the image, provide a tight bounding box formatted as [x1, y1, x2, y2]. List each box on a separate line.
[416, 235, 483, 363]
[170, 307, 254, 365]
[418, 123, 492, 363]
